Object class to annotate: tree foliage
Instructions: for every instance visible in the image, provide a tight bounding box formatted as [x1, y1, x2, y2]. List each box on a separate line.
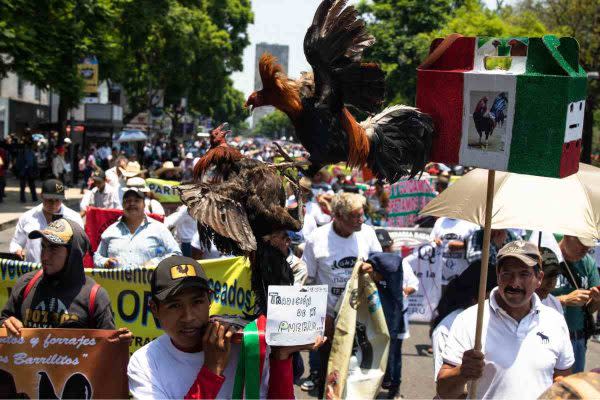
[358, 0, 465, 105]
[112, 0, 253, 124]
[360, 0, 550, 105]
[0, 0, 120, 115]
[251, 110, 294, 139]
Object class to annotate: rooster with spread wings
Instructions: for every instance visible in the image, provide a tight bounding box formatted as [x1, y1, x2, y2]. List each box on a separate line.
[245, 0, 434, 183]
[176, 125, 304, 314]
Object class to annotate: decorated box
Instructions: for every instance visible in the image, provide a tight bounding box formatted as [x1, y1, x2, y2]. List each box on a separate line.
[416, 35, 587, 178]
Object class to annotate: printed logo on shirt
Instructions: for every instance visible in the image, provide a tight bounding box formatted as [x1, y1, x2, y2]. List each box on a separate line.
[331, 257, 357, 270]
[536, 331, 549, 344]
[24, 298, 79, 328]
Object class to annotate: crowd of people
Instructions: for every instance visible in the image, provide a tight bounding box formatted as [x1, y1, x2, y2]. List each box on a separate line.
[0, 129, 599, 399]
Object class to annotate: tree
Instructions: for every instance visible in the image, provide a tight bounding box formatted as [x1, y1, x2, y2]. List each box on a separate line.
[517, 0, 600, 163]
[209, 79, 250, 132]
[112, 0, 253, 128]
[359, 0, 550, 105]
[1, 0, 121, 135]
[252, 110, 294, 139]
[358, 0, 466, 105]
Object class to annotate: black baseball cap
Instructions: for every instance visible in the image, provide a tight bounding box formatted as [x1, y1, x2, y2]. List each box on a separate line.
[150, 256, 211, 301]
[41, 179, 65, 200]
[375, 229, 393, 248]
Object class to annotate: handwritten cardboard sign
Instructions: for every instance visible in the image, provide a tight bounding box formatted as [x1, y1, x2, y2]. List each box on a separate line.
[0, 328, 128, 398]
[266, 285, 328, 346]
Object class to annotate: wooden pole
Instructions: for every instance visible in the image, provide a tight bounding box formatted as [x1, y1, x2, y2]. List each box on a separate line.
[468, 169, 495, 399]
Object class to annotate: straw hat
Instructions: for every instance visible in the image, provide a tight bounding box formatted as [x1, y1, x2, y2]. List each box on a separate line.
[125, 177, 150, 193]
[120, 161, 144, 178]
[155, 161, 181, 177]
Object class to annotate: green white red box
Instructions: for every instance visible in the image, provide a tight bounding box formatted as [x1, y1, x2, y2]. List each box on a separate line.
[416, 35, 587, 178]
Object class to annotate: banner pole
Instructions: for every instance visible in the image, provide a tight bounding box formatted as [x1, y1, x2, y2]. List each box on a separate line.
[468, 169, 495, 399]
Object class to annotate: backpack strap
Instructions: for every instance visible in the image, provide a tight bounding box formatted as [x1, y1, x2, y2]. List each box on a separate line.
[88, 283, 101, 318]
[22, 270, 43, 300]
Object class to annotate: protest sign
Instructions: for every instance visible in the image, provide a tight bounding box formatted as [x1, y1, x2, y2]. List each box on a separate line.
[0, 328, 128, 398]
[387, 179, 436, 227]
[326, 261, 389, 399]
[403, 243, 443, 323]
[0, 256, 254, 352]
[265, 285, 327, 346]
[145, 178, 181, 203]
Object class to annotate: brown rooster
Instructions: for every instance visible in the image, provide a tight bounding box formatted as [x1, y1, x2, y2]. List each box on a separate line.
[245, 0, 434, 183]
[193, 123, 242, 183]
[176, 127, 303, 314]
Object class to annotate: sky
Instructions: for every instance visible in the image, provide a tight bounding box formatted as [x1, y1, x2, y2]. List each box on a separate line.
[231, 0, 506, 98]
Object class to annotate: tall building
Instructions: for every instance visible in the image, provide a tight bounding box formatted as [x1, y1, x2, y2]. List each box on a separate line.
[252, 42, 289, 127]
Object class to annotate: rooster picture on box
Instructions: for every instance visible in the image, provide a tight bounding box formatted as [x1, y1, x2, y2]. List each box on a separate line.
[177, 0, 435, 315]
[245, 0, 434, 183]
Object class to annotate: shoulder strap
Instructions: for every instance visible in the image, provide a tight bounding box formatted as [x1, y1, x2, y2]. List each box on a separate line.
[22, 270, 43, 300]
[88, 283, 101, 318]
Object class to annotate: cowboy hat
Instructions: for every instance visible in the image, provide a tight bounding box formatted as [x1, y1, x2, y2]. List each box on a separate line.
[119, 161, 145, 178]
[154, 161, 181, 177]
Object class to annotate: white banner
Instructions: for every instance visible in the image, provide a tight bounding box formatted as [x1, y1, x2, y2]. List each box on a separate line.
[403, 243, 443, 322]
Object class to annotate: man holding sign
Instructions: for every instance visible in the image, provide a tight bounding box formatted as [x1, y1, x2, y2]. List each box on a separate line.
[128, 256, 326, 398]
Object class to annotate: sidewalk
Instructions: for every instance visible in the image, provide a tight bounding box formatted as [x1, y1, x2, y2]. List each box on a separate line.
[0, 177, 83, 231]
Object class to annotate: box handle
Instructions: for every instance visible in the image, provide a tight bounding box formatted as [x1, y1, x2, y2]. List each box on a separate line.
[419, 33, 463, 69]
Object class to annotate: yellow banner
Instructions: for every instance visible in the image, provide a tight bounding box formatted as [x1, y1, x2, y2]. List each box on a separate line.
[0, 257, 254, 352]
[145, 178, 181, 203]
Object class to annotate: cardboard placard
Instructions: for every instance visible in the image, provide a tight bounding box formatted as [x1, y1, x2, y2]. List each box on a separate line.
[266, 285, 327, 346]
[0, 328, 128, 398]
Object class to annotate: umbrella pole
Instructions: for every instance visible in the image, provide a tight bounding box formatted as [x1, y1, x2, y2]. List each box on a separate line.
[468, 169, 495, 399]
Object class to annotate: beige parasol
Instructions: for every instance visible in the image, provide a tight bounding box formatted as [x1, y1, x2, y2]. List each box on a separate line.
[420, 163, 600, 241]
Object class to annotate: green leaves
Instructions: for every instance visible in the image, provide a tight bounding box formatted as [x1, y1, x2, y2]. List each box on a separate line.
[360, 0, 550, 105]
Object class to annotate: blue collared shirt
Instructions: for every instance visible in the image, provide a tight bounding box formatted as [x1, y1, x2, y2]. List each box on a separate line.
[93, 217, 181, 268]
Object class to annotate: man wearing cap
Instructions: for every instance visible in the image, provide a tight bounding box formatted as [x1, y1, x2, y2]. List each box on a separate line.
[10, 179, 83, 263]
[128, 255, 324, 398]
[1, 218, 129, 341]
[537, 247, 564, 314]
[93, 182, 180, 268]
[437, 240, 574, 399]
[124, 176, 165, 216]
[553, 235, 600, 373]
[79, 169, 121, 217]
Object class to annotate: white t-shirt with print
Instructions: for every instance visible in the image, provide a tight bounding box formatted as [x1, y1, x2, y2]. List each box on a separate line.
[128, 334, 269, 398]
[442, 288, 574, 399]
[302, 223, 382, 315]
[430, 217, 478, 284]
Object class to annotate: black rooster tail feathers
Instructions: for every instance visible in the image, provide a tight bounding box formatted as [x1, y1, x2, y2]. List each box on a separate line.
[363, 105, 435, 183]
[304, 0, 382, 111]
[251, 240, 294, 315]
[335, 63, 385, 113]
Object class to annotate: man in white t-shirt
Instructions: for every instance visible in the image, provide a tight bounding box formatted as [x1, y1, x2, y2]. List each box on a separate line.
[302, 192, 381, 397]
[430, 217, 479, 285]
[128, 256, 324, 398]
[437, 241, 574, 399]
